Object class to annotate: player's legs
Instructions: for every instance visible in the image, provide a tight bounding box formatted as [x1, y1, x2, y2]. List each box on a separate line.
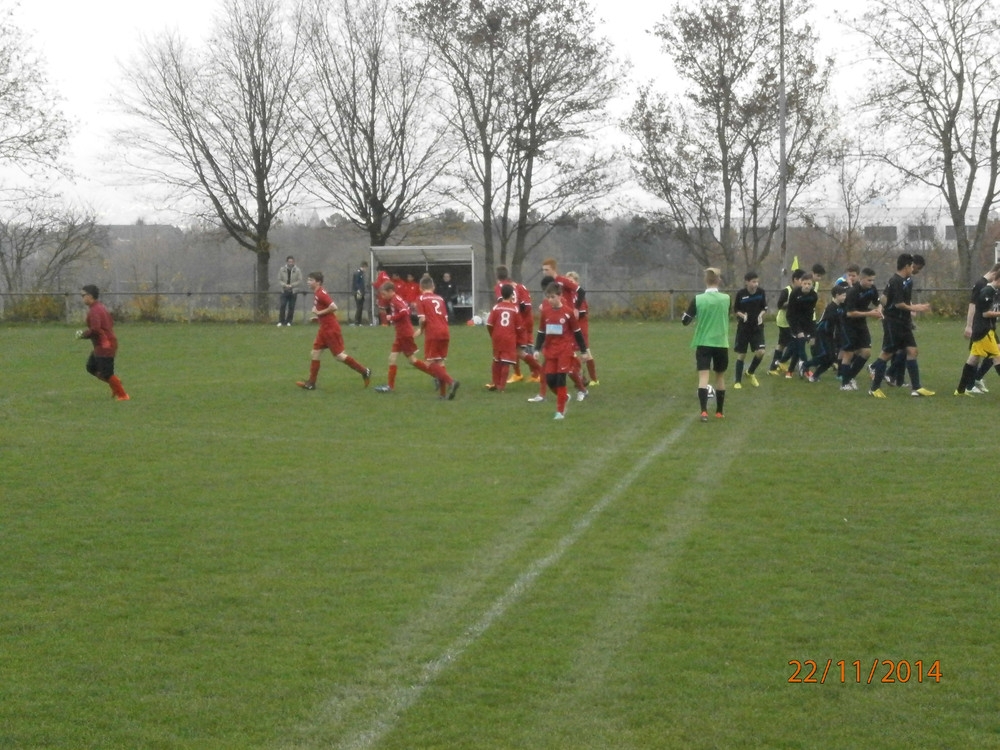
[546, 372, 568, 416]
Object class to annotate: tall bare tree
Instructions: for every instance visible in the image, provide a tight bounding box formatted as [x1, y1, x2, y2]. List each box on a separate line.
[847, 0, 1000, 284]
[406, 0, 622, 284]
[117, 0, 312, 319]
[300, 0, 453, 247]
[625, 0, 838, 283]
[0, 5, 70, 181]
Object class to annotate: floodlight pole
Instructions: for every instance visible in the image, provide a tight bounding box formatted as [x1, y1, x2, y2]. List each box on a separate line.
[777, 0, 789, 290]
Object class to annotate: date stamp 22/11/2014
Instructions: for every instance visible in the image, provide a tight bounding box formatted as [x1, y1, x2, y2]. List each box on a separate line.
[788, 659, 942, 684]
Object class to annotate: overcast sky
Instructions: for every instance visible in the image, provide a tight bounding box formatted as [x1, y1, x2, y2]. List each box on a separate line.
[12, 0, 862, 225]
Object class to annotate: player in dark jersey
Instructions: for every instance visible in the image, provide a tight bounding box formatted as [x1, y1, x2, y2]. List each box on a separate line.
[781, 272, 818, 378]
[768, 268, 805, 374]
[868, 253, 934, 397]
[803, 284, 849, 382]
[732, 271, 768, 388]
[884, 254, 925, 386]
[955, 275, 1000, 395]
[839, 267, 882, 391]
[963, 262, 1000, 392]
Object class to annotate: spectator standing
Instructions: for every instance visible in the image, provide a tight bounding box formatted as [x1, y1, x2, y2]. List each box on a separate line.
[439, 272, 458, 322]
[351, 261, 369, 326]
[277, 255, 303, 326]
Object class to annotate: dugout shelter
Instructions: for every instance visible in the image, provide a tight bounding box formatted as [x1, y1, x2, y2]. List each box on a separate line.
[369, 245, 476, 323]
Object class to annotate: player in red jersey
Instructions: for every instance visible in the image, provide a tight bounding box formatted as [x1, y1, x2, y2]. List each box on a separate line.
[77, 284, 129, 400]
[540, 259, 594, 387]
[373, 267, 391, 325]
[485, 283, 522, 391]
[375, 281, 459, 398]
[540, 258, 580, 308]
[535, 282, 589, 419]
[415, 274, 458, 398]
[296, 272, 372, 391]
[565, 271, 598, 385]
[494, 265, 542, 384]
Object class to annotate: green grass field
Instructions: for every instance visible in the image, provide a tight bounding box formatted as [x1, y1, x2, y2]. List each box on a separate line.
[2, 319, 998, 749]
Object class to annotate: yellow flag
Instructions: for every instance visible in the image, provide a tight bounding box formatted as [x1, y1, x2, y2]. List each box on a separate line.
[791, 255, 800, 271]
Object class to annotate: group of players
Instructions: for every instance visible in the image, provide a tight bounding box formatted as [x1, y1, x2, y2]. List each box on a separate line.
[74, 258, 596, 422]
[682, 251, 1000, 420]
[729, 255, 933, 397]
[289, 258, 596, 420]
[485, 261, 598, 419]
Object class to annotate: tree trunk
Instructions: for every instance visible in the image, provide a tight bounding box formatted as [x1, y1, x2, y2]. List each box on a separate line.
[255, 242, 271, 322]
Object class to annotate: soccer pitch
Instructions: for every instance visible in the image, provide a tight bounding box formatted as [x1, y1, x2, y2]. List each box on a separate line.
[1, 320, 997, 748]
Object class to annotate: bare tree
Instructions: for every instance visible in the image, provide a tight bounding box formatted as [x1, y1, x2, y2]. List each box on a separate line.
[0, 199, 104, 294]
[0, 7, 70, 180]
[406, 0, 623, 284]
[847, 0, 1000, 285]
[300, 0, 454, 247]
[117, 0, 312, 319]
[625, 0, 838, 283]
[801, 134, 899, 269]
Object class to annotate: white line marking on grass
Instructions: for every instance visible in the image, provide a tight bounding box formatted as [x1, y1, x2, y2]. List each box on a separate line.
[321, 415, 696, 750]
[525, 428, 747, 736]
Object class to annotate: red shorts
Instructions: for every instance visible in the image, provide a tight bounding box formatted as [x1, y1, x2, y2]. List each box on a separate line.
[493, 341, 518, 364]
[543, 350, 577, 374]
[314, 328, 345, 356]
[392, 335, 418, 357]
[423, 336, 449, 361]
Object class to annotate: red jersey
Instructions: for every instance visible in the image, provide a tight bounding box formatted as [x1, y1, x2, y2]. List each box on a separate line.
[494, 280, 534, 345]
[399, 280, 420, 304]
[83, 301, 118, 357]
[537, 301, 581, 359]
[553, 274, 580, 309]
[314, 286, 342, 333]
[487, 300, 521, 359]
[373, 270, 391, 292]
[385, 293, 415, 337]
[416, 292, 450, 340]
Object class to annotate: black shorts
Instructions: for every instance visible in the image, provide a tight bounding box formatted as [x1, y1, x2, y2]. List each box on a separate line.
[86, 353, 115, 380]
[881, 320, 917, 353]
[776, 326, 792, 347]
[734, 327, 765, 354]
[844, 323, 872, 352]
[695, 345, 729, 373]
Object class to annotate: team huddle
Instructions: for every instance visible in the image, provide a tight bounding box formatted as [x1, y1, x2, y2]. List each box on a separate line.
[681, 252, 1000, 421]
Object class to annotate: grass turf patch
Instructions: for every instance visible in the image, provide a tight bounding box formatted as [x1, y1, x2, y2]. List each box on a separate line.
[1, 319, 996, 748]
